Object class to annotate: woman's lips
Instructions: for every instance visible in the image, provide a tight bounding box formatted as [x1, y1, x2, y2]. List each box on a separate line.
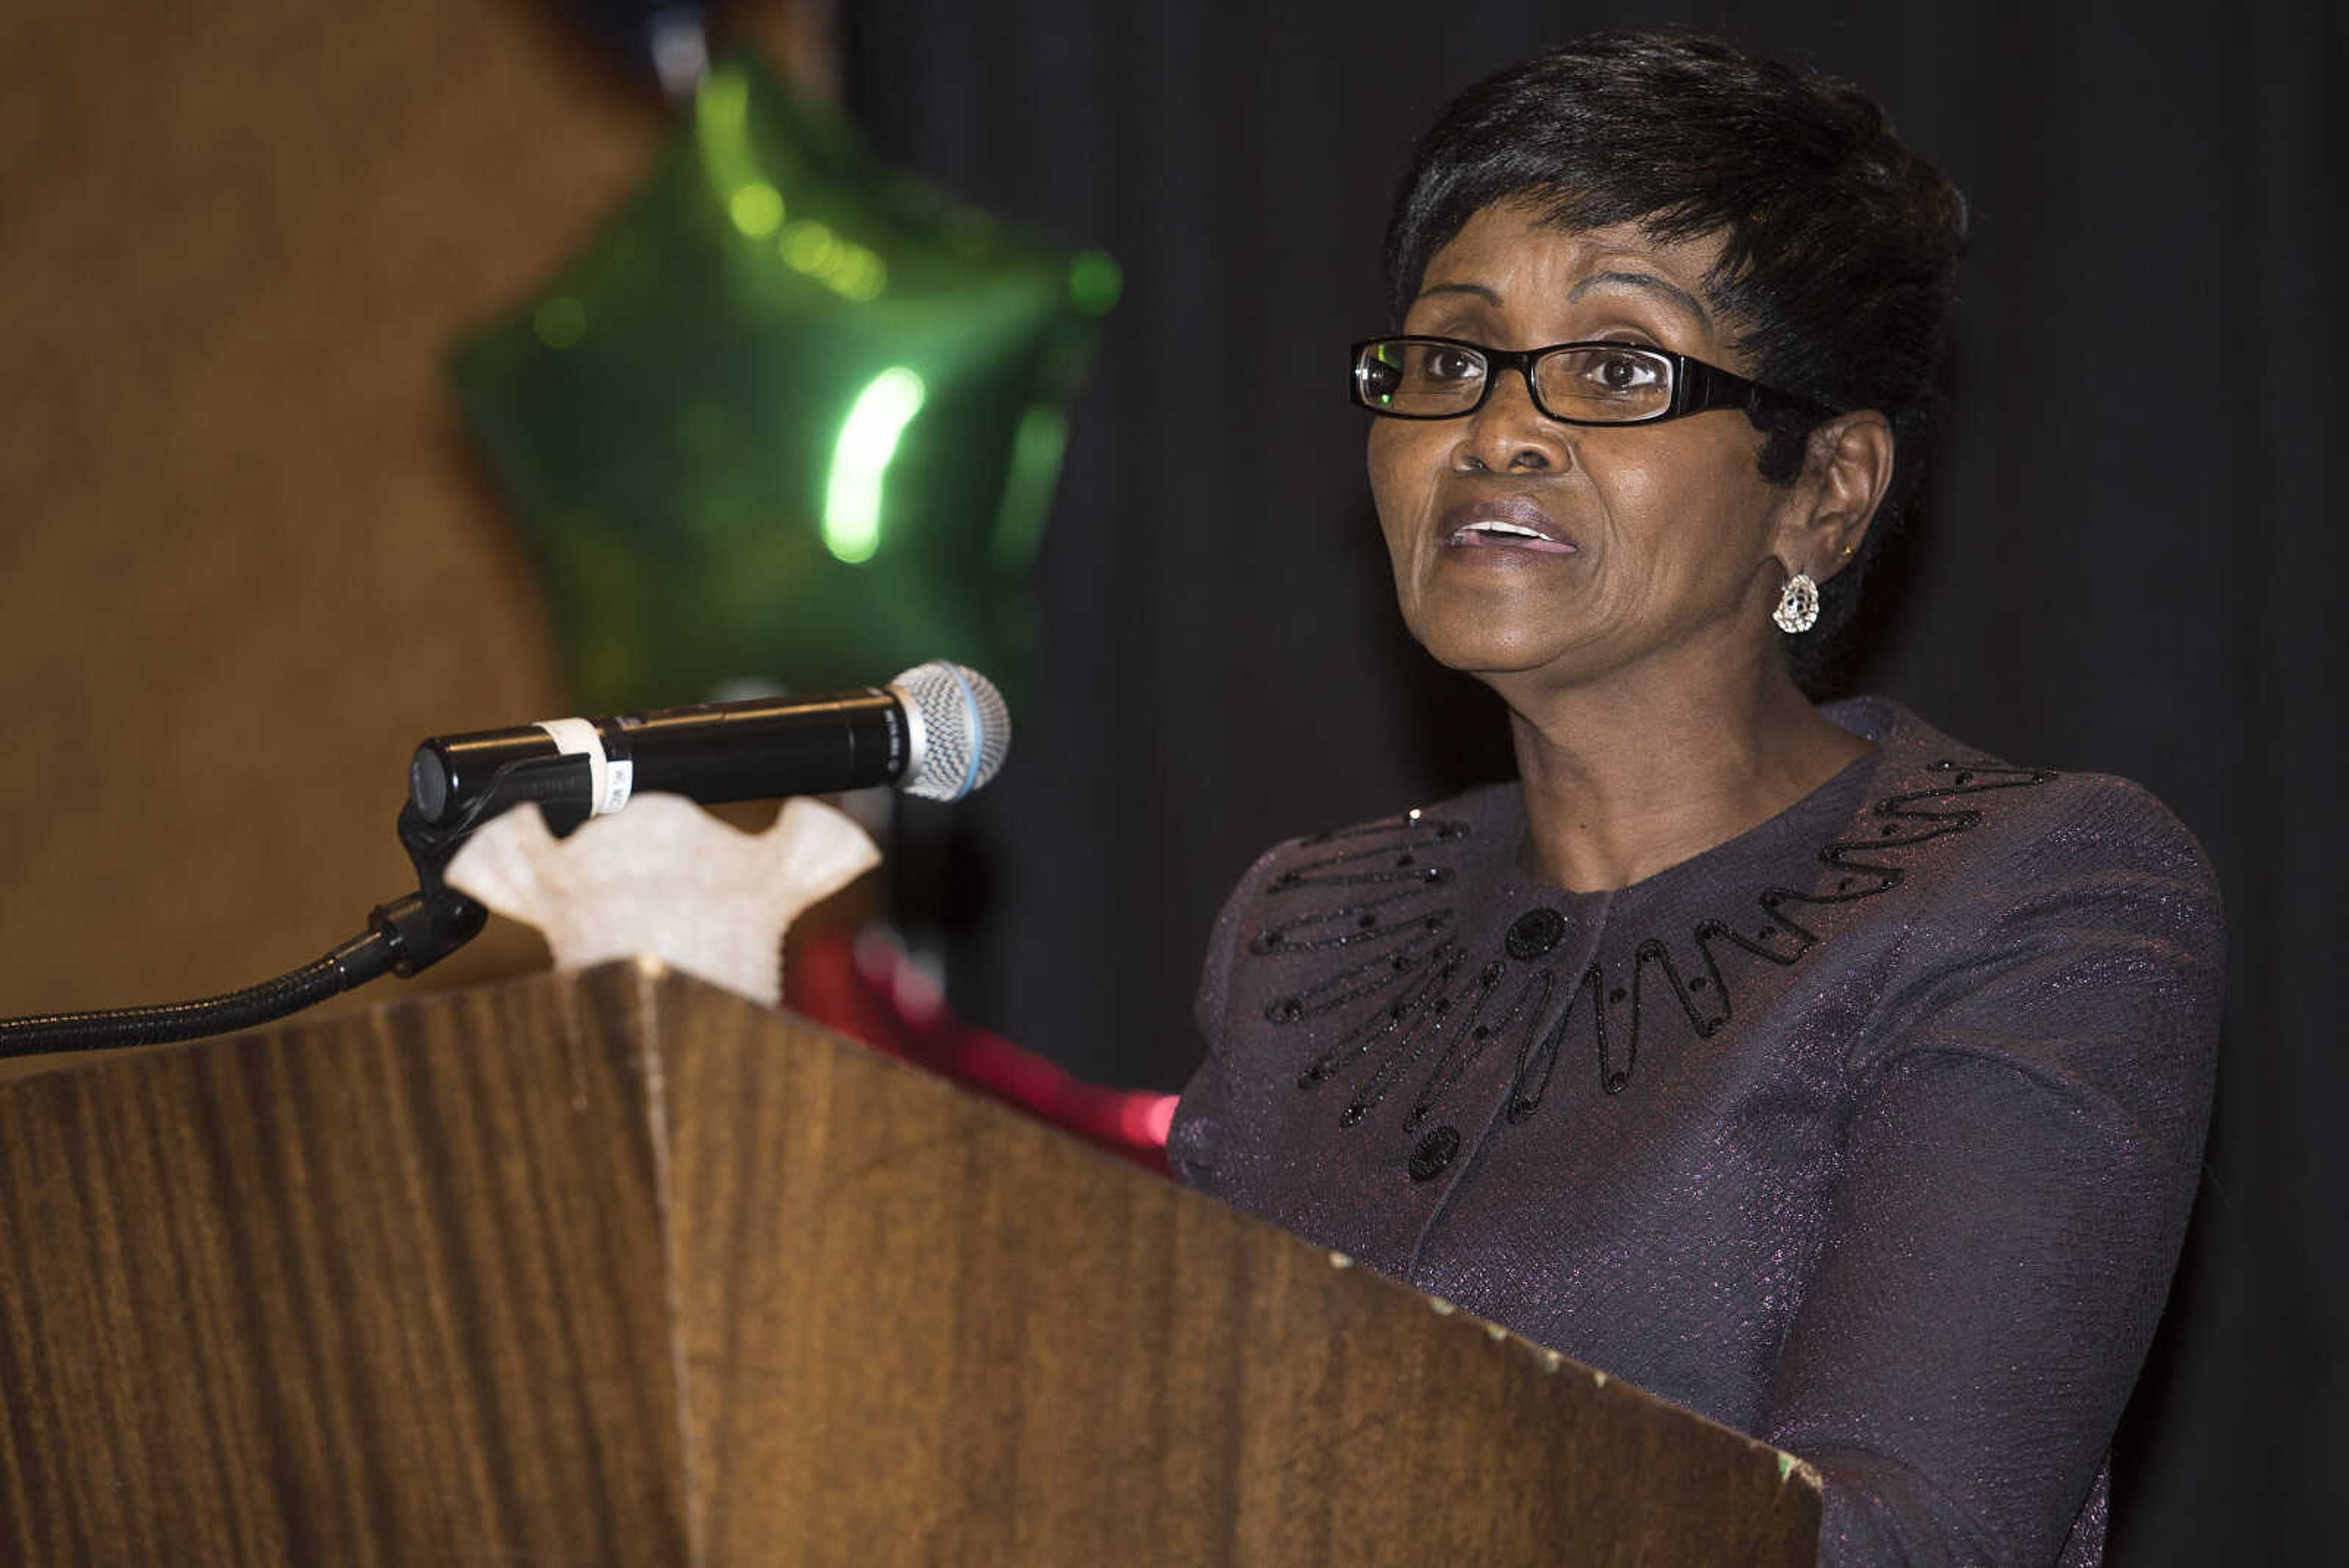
[1436, 498, 1579, 555]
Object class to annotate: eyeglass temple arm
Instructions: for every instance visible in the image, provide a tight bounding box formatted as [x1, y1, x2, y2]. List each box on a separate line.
[1680, 356, 1835, 420]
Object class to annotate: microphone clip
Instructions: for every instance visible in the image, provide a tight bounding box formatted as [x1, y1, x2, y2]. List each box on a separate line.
[373, 801, 492, 979]
[379, 740, 609, 978]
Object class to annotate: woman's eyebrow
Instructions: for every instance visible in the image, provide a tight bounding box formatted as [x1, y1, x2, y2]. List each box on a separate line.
[1412, 281, 1502, 306]
[1566, 270, 1712, 328]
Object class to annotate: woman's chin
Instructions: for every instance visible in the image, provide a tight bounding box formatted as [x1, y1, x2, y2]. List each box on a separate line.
[1407, 617, 1584, 682]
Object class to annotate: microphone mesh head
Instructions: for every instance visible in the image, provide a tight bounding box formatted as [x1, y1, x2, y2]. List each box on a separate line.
[891, 661, 1011, 801]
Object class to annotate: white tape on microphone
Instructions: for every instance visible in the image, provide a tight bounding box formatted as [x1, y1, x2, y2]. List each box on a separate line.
[535, 718, 636, 816]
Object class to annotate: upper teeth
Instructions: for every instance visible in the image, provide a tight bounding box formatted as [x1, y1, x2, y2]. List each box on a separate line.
[1460, 521, 1546, 540]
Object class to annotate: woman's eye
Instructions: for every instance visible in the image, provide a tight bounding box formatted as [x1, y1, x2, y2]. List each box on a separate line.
[1423, 346, 1482, 382]
[1585, 351, 1662, 393]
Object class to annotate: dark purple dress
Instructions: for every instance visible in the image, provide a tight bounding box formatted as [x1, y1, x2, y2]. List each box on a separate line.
[1170, 698, 2221, 1566]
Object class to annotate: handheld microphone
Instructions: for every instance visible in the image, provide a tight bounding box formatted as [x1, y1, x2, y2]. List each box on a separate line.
[406, 660, 1009, 831]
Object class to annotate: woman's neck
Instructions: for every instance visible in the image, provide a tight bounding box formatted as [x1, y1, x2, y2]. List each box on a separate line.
[1500, 656, 1872, 893]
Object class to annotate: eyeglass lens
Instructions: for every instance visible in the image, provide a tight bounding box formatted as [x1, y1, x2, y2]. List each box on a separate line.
[1357, 340, 1675, 422]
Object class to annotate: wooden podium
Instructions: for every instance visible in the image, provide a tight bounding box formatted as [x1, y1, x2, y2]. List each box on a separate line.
[0, 962, 1819, 1565]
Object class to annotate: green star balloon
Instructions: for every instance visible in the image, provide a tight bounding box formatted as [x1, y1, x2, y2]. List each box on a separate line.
[451, 55, 1117, 710]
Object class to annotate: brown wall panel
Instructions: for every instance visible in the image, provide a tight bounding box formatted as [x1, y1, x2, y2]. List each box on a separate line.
[0, 2, 828, 1017]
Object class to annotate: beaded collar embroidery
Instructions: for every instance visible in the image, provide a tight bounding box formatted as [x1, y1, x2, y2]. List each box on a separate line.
[1247, 756, 2057, 1176]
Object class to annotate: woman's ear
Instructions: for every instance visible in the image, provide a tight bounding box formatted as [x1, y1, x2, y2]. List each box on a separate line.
[1778, 411, 1894, 581]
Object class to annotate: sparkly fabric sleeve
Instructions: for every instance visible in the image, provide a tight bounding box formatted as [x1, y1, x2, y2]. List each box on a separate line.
[1756, 779, 2223, 1566]
[1167, 841, 1293, 1191]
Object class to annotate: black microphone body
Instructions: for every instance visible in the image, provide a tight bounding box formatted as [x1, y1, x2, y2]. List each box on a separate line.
[410, 660, 1009, 831]
[410, 687, 911, 829]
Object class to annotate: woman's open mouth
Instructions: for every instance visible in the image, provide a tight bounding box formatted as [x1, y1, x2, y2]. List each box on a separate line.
[1447, 519, 1578, 552]
[1438, 500, 1579, 555]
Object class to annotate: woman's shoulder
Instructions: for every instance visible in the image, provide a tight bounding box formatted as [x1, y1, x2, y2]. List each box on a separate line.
[1826, 697, 2225, 1085]
[1190, 782, 1523, 1036]
[1833, 695, 2221, 905]
[1225, 781, 1523, 893]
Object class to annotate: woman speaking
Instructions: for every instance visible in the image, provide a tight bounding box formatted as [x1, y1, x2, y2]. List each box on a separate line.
[1169, 32, 2221, 1567]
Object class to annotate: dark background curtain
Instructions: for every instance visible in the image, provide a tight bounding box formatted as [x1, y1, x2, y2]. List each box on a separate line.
[840, 3, 2343, 1560]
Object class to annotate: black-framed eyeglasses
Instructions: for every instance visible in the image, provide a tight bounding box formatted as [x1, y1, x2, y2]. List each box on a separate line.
[1349, 335, 1835, 426]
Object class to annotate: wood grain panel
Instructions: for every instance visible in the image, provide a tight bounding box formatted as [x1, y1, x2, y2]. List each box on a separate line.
[655, 971, 1821, 1566]
[0, 963, 1817, 1566]
[0, 966, 689, 1564]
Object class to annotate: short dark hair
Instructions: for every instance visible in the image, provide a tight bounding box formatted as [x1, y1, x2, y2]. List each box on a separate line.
[1384, 31, 1967, 674]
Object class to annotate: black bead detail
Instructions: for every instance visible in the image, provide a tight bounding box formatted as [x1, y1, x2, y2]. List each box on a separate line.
[1340, 1102, 1367, 1128]
[1609, 987, 1627, 1003]
[1408, 1124, 1461, 1181]
[1603, 1071, 1630, 1095]
[1505, 906, 1568, 960]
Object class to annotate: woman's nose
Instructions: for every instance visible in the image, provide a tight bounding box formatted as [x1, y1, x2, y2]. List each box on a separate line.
[1455, 366, 1571, 472]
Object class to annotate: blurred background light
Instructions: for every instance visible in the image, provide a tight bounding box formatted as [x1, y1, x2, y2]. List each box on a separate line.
[823, 365, 925, 564]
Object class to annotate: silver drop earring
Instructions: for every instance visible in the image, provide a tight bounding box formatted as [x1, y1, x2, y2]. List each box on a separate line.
[1773, 571, 1820, 634]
